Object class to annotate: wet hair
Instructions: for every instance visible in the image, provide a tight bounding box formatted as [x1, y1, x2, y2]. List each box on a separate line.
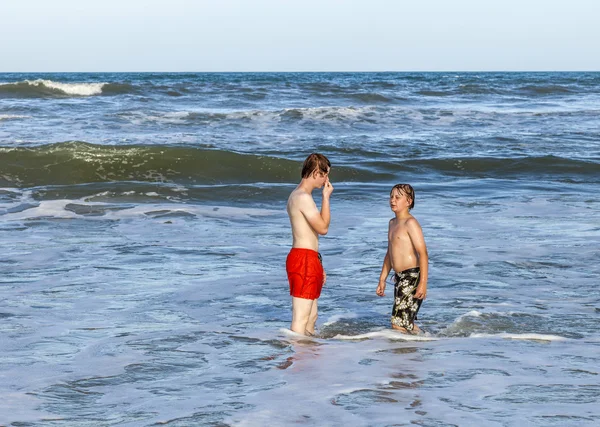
[301, 153, 331, 179]
[391, 183, 415, 210]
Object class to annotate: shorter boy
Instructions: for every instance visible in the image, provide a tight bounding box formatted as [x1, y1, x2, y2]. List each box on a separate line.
[376, 184, 428, 334]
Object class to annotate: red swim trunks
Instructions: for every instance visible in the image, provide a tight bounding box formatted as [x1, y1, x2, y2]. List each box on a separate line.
[286, 248, 324, 300]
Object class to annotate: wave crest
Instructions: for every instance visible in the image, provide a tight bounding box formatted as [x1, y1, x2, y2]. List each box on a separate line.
[0, 79, 120, 97]
[1, 142, 597, 188]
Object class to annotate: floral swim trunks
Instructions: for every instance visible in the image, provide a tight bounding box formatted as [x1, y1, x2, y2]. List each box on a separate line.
[391, 267, 422, 332]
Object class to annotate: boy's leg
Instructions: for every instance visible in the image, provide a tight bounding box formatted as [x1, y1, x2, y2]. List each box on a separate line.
[392, 323, 421, 335]
[291, 297, 314, 335]
[391, 323, 409, 334]
[305, 299, 318, 335]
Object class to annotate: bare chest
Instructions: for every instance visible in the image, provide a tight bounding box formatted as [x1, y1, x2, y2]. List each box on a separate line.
[389, 223, 411, 244]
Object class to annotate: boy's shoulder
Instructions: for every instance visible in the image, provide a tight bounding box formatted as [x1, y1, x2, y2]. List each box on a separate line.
[289, 190, 316, 210]
[406, 214, 419, 223]
[405, 216, 424, 235]
[405, 215, 421, 226]
[390, 215, 419, 225]
[290, 188, 303, 196]
[290, 188, 311, 201]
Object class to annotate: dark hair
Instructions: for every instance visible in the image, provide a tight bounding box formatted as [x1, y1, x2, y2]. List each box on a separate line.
[391, 184, 415, 210]
[301, 153, 331, 179]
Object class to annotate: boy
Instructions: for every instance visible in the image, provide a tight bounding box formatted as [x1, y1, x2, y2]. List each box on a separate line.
[286, 153, 333, 336]
[376, 184, 428, 334]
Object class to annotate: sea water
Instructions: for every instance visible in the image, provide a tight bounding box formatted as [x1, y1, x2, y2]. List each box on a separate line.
[1, 72, 599, 426]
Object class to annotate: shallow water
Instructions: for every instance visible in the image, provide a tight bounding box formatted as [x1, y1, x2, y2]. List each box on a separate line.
[1, 72, 599, 426]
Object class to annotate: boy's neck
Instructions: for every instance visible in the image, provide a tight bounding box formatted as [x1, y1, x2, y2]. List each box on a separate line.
[298, 178, 317, 193]
[395, 209, 412, 219]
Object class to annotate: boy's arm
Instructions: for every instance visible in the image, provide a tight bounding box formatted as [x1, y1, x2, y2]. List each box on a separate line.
[407, 219, 428, 300]
[300, 180, 333, 235]
[376, 249, 392, 296]
[376, 220, 393, 296]
[299, 194, 330, 235]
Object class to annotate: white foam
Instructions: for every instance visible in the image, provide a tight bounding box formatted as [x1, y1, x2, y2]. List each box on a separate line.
[129, 105, 379, 125]
[0, 187, 21, 194]
[463, 310, 483, 317]
[444, 310, 483, 329]
[36, 79, 105, 96]
[102, 204, 278, 220]
[169, 185, 188, 193]
[333, 329, 438, 341]
[322, 312, 358, 326]
[0, 114, 29, 121]
[1, 200, 78, 220]
[278, 328, 319, 341]
[0, 198, 279, 221]
[280, 327, 438, 342]
[283, 105, 366, 121]
[122, 110, 190, 125]
[0, 79, 106, 96]
[469, 333, 568, 342]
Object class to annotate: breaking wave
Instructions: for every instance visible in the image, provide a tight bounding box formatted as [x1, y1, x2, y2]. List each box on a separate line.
[0, 79, 134, 97]
[0, 142, 597, 188]
[0, 141, 382, 187]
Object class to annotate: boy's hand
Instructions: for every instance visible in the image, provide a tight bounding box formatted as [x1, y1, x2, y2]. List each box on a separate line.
[322, 271, 327, 286]
[323, 178, 334, 198]
[376, 281, 386, 297]
[414, 284, 427, 300]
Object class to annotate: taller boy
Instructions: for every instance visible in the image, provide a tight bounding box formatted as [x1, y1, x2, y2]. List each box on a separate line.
[286, 153, 333, 336]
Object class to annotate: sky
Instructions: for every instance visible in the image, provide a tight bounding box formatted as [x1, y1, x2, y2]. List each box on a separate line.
[1, 0, 599, 72]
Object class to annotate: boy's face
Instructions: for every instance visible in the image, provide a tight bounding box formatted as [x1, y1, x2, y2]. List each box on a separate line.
[313, 167, 330, 188]
[390, 188, 411, 212]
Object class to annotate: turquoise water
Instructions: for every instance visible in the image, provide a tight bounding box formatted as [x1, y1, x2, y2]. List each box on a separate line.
[1, 72, 599, 426]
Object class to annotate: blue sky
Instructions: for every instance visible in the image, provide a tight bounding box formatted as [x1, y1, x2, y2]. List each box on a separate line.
[1, 0, 598, 72]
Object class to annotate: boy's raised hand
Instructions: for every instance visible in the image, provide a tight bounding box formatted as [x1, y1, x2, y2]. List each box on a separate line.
[323, 177, 334, 197]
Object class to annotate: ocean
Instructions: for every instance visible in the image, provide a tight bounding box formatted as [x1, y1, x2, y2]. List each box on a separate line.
[1, 72, 599, 426]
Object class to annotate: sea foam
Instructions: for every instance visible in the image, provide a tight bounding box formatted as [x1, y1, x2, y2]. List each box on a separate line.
[332, 329, 438, 341]
[0, 114, 29, 121]
[0, 79, 105, 96]
[469, 333, 569, 342]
